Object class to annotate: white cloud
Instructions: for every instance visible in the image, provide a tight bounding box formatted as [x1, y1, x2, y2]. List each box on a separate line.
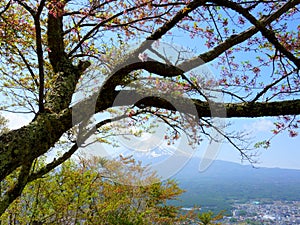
[245, 119, 274, 133]
[3, 112, 32, 130]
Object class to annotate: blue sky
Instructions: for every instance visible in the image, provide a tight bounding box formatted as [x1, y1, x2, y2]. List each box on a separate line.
[216, 118, 300, 170]
[5, 111, 299, 170]
[2, 35, 300, 171]
[157, 24, 300, 170]
[2, 2, 299, 171]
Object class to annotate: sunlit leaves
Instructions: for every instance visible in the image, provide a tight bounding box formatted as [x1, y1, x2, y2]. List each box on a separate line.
[0, 113, 8, 135]
[0, 155, 184, 224]
[0, 0, 300, 215]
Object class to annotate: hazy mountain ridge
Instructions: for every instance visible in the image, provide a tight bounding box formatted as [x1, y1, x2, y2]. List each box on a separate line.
[172, 158, 300, 181]
[168, 157, 300, 212]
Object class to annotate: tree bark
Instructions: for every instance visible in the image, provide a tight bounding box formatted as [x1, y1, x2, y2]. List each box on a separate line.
[0, 110, 72, 181]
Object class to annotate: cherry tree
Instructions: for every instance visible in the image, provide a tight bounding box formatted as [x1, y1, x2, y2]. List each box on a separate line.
[0, 0, 300, 214]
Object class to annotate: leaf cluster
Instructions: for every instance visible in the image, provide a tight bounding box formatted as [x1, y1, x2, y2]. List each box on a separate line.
[0, 155, 184, 224]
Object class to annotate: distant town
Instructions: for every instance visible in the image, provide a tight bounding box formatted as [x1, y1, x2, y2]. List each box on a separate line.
[221, 200, 300, 224]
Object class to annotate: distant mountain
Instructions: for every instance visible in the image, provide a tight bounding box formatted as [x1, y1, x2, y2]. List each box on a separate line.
[117, 146, 300, 212]
[168, 157, 300, 213]
[171, 157, 300, 182]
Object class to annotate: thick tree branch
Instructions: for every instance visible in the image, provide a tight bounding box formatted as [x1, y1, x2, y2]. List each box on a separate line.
[0, 110, 72, 181]
[147, 0, 208, 40]
[37, 0, 46, 17]
[2, 85, 298, 190]
[178, 0, 300, 71]
[101, 90, 300, 118]
[1, 0, 300, 215]
[47, 12, 66, 72]
[46, 11, 88, 112]
[98, 0, 206, 98]
[213, 0, 300, 68]
[72, 82, 300, 124]
[28, 114, 130, 181]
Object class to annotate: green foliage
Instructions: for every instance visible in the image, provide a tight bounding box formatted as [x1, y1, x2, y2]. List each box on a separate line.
[197, 210, 224, 225]
[254, 140, 270, 149]
[0, 114, 8, 135]
[1, 0, 300, 219]
[0, 155, 184, 224]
